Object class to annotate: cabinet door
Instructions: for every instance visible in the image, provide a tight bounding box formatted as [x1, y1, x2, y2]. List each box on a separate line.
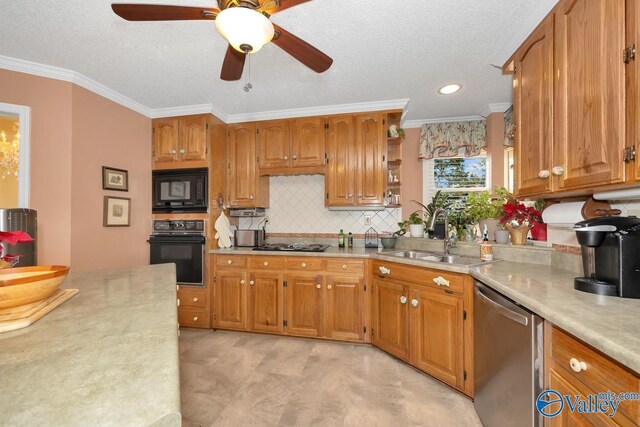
[324, 275, 363, 341]
[214, 270, 247, 330]
[355, 113, 386, 205]
[548, 370, 609, 426]
[628, 0, 640, 182]
[325, 115, 356, 206]
[249, 271, 284, 334]
[514, 16, 554, 197]
[410, 287, 464, 389]
[257, 120, 290, 169]
[227, 123, 257, 207]
[178, 115, 208, 161]
[291, 117, 325, 168]
[285, 274, 323, 338]
[152, 118, 179, 163]
[372, 279, 409, 360]
[554, 0, 626, 190]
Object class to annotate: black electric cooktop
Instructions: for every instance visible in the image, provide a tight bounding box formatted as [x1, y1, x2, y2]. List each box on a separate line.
[252, 243, 330, 252]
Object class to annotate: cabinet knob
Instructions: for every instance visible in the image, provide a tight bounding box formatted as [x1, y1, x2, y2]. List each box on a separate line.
[249, 195, 255, 200]
[177, 299, 180, 307]
[316, 284, 321, 289]
[538, 170, 550, 179]
[552, 166, 565, 176]
[192, 297, 198, 303]
[301, 262, 307, 268]
[171, 149, 176, 154]
[227, 259, 233, 265]
[400, 296, 407, 304]
[379, 266, 391, 275]
[193, 316, 199, 322]
[250, 280, 255, 285]
[292, 155, 298, 160]
[263, 261, 269, 266]
[569, 357, 587, 373]
[283, 156, 288, 160]
[348, 193, 353, 198]
[179, 149, 185, 154]
[240, 280, 246, 285]
[411, 298, 419, 308]
[327, 284, 333, 290]
[342, 264, 347, 270]
[433, 276, 450, 287]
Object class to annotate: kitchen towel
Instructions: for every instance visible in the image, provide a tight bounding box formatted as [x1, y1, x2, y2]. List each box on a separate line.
[214, 211, 232, 248]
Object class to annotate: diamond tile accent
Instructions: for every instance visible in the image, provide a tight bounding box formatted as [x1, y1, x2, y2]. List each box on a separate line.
[238, 175, 401, 235]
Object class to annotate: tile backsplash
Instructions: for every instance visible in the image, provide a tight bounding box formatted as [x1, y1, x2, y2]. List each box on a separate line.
[238, 175, 401, 235]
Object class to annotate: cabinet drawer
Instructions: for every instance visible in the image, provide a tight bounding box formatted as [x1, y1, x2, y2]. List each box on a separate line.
[372, 261, 465, 294]
[178, 307, 208, 328]
[285, 257, 326, 271]
[177, 287, 207, 309]
[326, 259, 364, 275]
[215, 255, 247, 269]
[248, 256, 285, 270]
[549, 325, 640, 424]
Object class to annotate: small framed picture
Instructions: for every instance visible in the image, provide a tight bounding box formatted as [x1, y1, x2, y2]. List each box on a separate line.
[103, 196, 131, 227]
[102, 166, 128, 192]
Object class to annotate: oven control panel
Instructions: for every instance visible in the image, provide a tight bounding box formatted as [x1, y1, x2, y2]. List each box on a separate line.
[152, 220, 205, 234]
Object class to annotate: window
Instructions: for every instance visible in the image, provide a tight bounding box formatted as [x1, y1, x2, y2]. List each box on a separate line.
[423, 155, 488, 211]
[0, 102, 30, 208]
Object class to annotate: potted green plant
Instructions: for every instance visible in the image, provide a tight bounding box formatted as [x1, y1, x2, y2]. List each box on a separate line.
[414, 191, 451, 239]
[494, 223, 510, 244]
[466, 186, 510, 241]
[397, 211, 425, 238]
[448, 210, 474, 242]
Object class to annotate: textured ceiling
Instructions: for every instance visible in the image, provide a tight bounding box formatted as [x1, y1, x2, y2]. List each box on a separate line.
[0, 0, 553, 122]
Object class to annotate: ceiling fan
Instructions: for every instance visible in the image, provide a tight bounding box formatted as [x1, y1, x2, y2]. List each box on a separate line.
[111, 0, 333, 81]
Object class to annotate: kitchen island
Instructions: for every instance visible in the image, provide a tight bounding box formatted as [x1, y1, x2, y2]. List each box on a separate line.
[0, 264, 181, 427]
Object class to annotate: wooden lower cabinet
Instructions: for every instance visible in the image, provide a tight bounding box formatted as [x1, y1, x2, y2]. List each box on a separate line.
[324, 275, 364, 341]
[285, 274, 323, 337]
[214, 270, 247, 330]
[177, 286, 210, 329]
[249, 271, 284, 334]
[372, 279, 409, 360]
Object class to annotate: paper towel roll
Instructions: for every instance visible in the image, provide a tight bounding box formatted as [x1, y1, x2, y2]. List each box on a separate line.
[541, 202, 585, 227]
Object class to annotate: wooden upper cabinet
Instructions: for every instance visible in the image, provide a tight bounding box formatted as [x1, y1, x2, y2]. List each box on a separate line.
[214, 270, 247, 330]
[325, 115, 356, 206]
[153, 118, 179, 163]
[249, 271, 284, 334]
[513, 15, 554, 197]
[554, 0, 626, 190]
[285, 274, 323, 338]
[355, 113, 386, 205]
[291, 117, 325, 168]
[257, 120, 290, 169]
[372, 279, 409, 360]
[227, 123, 258, 208]
[628, 0, 640, 182]
[324, 275, 363, 341]
[410, 288, 464, 390]
[178, 115, 208, 161]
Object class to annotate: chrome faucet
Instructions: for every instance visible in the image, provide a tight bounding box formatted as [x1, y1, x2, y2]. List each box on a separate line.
[427, 207, 457, 255]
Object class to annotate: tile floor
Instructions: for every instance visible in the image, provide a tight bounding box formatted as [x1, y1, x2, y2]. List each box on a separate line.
[179, 329, 482, 427]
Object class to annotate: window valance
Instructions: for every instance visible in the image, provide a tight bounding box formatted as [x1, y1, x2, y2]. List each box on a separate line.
[419, 120, 487, 160]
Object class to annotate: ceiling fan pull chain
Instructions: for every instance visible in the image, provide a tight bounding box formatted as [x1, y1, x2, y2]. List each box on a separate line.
[244, 54, 253, 92]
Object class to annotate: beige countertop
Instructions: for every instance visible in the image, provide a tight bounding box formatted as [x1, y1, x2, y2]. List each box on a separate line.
[0, 264, 182, 427]
[212, 246, 640, 373]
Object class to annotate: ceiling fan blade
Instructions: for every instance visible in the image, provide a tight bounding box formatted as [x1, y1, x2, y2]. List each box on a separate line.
[111, 4, 219, 21]
[220, 45, 246, 81]
[276, 0, 312, 13]
[271, 24, 333, 73]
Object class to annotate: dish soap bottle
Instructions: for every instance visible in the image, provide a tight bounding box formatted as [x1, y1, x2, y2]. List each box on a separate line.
[480, 225, 493, 261]
[348, 232, 354, 249]
[338, 229, 346, 248]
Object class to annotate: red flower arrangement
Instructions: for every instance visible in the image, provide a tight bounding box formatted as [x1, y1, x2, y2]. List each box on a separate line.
[0, 231, 33, 268]
[499, 201, 542, 227]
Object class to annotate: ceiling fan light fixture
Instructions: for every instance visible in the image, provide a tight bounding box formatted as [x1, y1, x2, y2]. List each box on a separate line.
[438, 84, 462, 95]
[215, 7, 274, 53]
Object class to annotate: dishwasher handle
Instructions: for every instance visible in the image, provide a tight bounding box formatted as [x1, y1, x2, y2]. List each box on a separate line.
[475, 286, 529, 326]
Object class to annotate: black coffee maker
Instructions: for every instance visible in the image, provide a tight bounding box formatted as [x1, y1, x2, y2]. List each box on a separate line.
[574, 216, 640, 298]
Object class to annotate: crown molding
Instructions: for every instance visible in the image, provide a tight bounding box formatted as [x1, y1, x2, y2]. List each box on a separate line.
[492, 0, 559, 66]
[147, 104, 227, 120]
[225, 99, 410, 123]
[480, 102, 512, 117]
[0, 54, 153, 117]
[403, 115, 485, 129]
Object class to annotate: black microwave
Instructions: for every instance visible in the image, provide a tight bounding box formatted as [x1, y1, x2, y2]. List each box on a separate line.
[152, 168, 208, 213]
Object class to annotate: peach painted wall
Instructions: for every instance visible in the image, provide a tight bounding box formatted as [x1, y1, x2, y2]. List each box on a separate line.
[400, 128, 423, 220]
[486, 112, 505, 189]
[0, 69, 73, 265]
[70, 85, 151, 272]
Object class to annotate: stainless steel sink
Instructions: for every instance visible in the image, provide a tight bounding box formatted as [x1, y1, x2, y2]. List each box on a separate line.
[383, 250, 493, 266]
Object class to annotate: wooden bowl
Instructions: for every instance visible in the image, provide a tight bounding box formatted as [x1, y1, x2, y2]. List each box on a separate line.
[0, 266, 70, 309]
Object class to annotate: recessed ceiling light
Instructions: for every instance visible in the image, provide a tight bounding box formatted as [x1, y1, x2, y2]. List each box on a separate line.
[438, 84, 462, 95]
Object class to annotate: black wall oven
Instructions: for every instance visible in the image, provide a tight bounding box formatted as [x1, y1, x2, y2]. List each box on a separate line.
[152, 168, 208, 213]
[148, 220, 206, 286]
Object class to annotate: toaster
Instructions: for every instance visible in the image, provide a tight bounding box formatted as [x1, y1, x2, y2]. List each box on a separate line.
[234, 229, 266, 247]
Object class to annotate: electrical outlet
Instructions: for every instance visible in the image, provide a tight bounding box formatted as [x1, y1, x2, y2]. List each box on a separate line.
[364, 215, 372, 226]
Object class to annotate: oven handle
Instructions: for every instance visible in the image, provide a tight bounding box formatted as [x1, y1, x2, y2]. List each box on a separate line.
[148, 236, 205, 244]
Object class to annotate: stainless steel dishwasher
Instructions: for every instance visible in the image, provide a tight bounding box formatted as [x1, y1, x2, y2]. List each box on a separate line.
[474, 281, 544, 427]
